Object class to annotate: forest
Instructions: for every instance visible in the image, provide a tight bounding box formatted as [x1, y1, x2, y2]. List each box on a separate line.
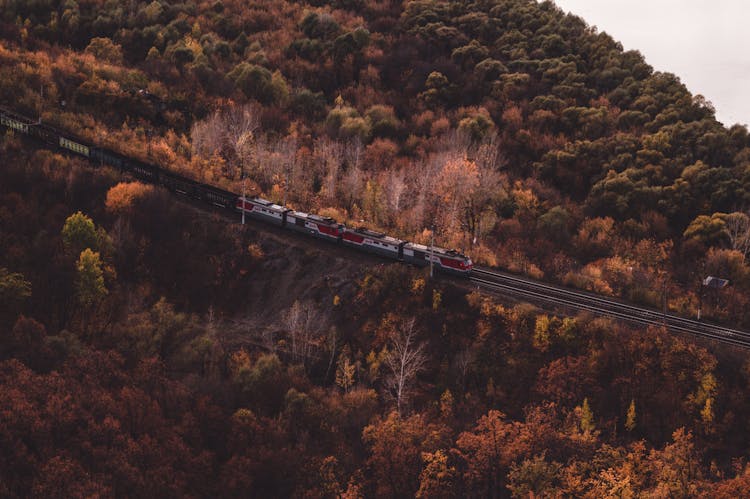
[2, 0, 750, 497]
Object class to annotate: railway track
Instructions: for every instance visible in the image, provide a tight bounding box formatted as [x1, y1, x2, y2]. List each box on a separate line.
[471, 267, 750, 348]
[4, 106, 750, 348]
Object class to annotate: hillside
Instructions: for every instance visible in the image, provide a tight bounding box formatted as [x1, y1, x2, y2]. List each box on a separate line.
[2, 1, 750, 497]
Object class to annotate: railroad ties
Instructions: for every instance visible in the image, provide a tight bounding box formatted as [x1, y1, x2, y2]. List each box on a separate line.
[471, 267, 750, 348]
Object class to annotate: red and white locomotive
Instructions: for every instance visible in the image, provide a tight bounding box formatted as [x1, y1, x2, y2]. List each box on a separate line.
[236, 196, 473, 275]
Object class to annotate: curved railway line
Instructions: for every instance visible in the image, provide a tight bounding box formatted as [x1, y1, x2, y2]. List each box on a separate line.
[471, 267, 750, 348]
[2, 105, 749, 348]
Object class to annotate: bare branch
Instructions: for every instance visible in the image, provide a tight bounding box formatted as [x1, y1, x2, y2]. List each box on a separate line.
[383, 318, 427, 414]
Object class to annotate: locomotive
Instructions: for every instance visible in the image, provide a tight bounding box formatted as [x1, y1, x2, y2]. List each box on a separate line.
[1, 106, 473, 275]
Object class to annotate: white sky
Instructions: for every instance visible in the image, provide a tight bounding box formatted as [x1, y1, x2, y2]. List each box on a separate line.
[552, 0, 750, 127]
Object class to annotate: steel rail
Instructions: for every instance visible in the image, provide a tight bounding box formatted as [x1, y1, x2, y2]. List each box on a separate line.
[473, 267, 749, 339]
[471, 268, 750, 348]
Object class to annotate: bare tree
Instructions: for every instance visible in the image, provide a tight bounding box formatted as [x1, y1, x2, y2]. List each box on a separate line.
[341, 163, 364, 212]
[383, 168, 407, 216]
[190, 104, 261, 178]
[191, 112, 223, 158]
[383, 318, 427, 415]
[316, 138, 344, 202]
[453, 348, 474, 392]
[284, 300, 322, 369]
[723, 212, 750, 260]
[277, 135, 298, 203]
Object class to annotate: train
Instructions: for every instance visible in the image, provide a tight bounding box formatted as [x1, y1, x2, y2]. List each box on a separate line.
[0, 106, 473, 275]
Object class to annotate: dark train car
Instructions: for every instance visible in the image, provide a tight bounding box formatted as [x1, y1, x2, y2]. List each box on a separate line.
[90, 147, 127, 169]
[202, 185, 237, 209]
[126, 159, 160, 183]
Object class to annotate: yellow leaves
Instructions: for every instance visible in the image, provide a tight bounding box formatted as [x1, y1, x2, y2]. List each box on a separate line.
[576, 397, 596, 435]
[564, 261, 613, 295]
[335, 354, 356, 392]
[76, 248, 107, 308]
[183, 36, 203, 58]
[247, 243, 264, 260]
[232, 407, 257, 426]
[511, 180, 540, 214]
[533, 314, 577, 352]
[432, 289, 442, 310]
[439, 390, 454, 420]
[466, 290, 483, 309]
[700, 397, 714, 429]
[625, 399, 637, 432]
[230, 349, 252, 377]
[318, 207, 348, 223]
[417, 449, 456, 498]
[533, 315, 552, 352]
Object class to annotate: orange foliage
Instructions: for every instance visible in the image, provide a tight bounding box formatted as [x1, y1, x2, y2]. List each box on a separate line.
[105, 182, 155, 214]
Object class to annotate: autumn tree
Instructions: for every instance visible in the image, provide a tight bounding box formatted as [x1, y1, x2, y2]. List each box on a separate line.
[683, 214, 728, 248]
[84, 37, 123, 64]
[578, 397, 596, 435]
[105, 182, 155, 215]
[191, 104, 261, 169]
[336, 352, 356, 393]
[62, 211, 99, 255]
[416, 449, 456, 498]
[626, 399, 637, 432]
[506, 453, 563, 498]
[362, 411, 449, 498]
[0, 268, 31, 323]
[649, 428, 703, 498]
[76, 248, 107, 309]
[454, 410, 521, 498]
[434, 153, 479, 241]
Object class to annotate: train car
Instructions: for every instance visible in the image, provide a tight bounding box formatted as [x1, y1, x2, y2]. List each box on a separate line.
[127, 159, 159, 183]
[160, 170, 201, 197]
[59, 136, 90, 157]
[0, 113, 29, 134]
[342, 227, 404, 260]
[90, 147, 127, 169]
[402, 242, 473, 275]
[286, 211, 343, 242]
[201, 186, 237, 210]
[236, 196, 289, 225]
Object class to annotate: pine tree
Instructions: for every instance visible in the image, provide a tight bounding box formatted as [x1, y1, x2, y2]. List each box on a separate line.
[625, 399, 637, 432]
